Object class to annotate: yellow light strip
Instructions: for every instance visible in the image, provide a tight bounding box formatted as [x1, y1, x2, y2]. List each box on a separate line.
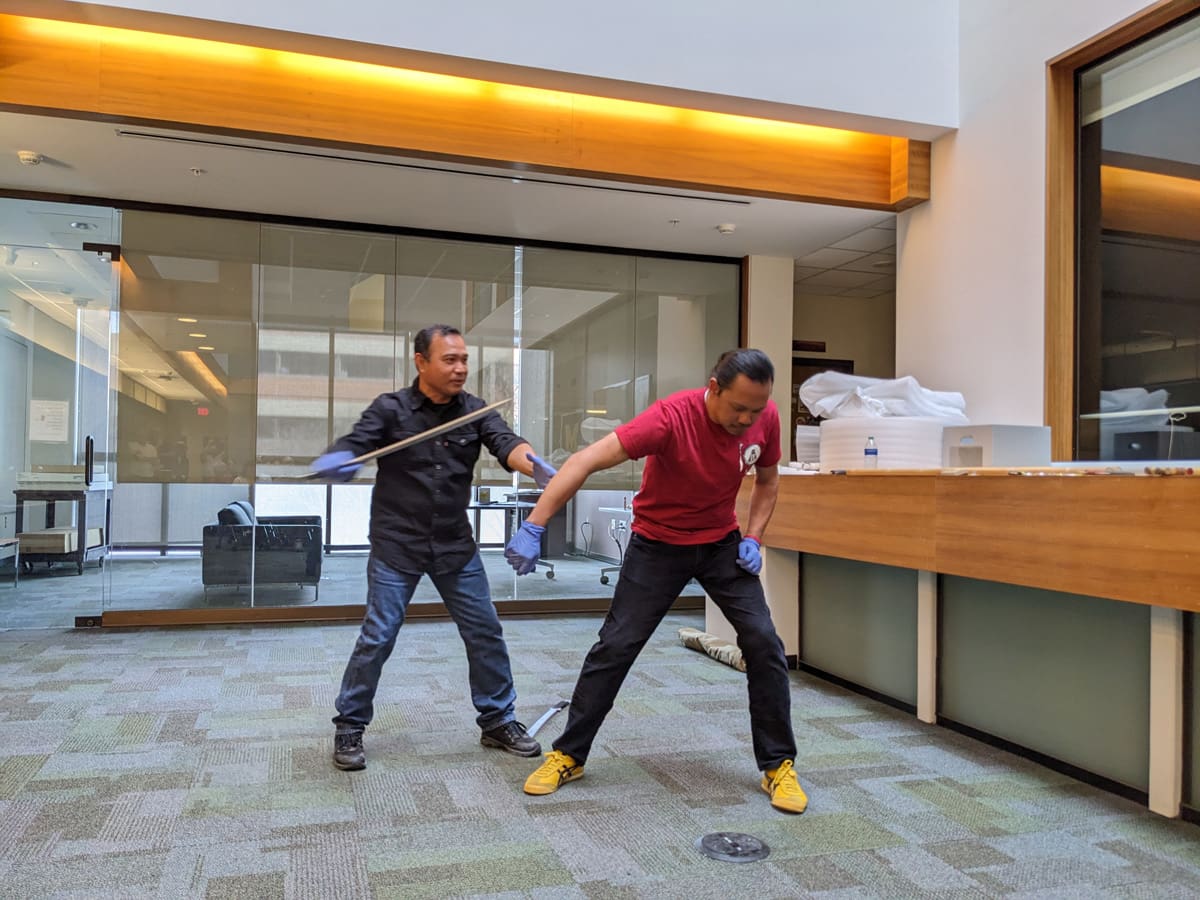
[15, 16, 868, 150]
[1101, 164, 1200, 241]
[4, 12, 927, 208]
[176, 350, 228, 399]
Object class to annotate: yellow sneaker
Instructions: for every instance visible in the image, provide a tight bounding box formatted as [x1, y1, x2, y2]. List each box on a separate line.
[761, 759, 808, 813]
[524, 750, 584, 795]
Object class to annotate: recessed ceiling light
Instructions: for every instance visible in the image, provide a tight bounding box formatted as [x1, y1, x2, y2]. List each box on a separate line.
[69, 221, 93, 230]
[197, 345, 215, 351]
[177, 317, 198, 323]
[188, 332, 207, 338]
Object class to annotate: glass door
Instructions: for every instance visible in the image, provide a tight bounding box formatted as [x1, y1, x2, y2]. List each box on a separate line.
[0, 243, 117, 627]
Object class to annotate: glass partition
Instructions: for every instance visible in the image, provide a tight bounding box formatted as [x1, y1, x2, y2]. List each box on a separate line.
[113, 212, 260, 609]
[0, 201, 120, 626]
[1076, 12, 1200, 461]
[102, 210, 739, 618]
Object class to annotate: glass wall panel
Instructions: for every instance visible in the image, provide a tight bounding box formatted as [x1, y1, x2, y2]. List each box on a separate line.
[0, 196, 120, 627]
[100, 210, 738, 618]
[514, 247, 637, 592]
[1076, 12, 1200, 461]
[115, 212, 260, 609]
[257, 224, 400, 606]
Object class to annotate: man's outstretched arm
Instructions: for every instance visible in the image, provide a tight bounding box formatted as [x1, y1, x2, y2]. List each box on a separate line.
[505, 432, 629, 575]
[524, 432, 629, 528]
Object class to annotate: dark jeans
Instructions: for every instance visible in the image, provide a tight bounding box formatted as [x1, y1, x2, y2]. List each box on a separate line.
[333, 552, 517, 733]
[554, 530, 796, 771]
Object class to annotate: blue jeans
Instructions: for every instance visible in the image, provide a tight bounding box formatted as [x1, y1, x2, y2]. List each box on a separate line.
[333, 552, 517, 733]
[554, 530, 796, 771]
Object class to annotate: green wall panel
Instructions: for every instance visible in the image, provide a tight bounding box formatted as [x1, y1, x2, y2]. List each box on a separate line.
[941, 576, 1150, 791]
[801, 554, 917, 705]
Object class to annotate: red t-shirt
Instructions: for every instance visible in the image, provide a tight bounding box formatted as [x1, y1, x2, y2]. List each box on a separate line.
[614, 388, 780, 545]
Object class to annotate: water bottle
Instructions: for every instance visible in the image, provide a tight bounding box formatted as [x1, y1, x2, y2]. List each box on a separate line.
[863, 435, 878, 469]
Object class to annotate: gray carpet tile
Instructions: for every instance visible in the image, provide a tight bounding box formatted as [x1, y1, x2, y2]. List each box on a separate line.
[0, 612, 1199, 899]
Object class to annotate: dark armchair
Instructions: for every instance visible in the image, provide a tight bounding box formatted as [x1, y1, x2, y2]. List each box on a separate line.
[201, 500, 322, 602]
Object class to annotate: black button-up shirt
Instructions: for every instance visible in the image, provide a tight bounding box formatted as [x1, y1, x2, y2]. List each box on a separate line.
[328, 380, 527, 575]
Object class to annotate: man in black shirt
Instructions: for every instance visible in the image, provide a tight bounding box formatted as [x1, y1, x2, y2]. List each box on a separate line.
[311, 324, 556, 771]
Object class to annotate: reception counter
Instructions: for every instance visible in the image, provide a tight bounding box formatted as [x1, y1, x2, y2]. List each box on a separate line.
[715, 470, 1200, 819]
[753, 470, 1199, 609]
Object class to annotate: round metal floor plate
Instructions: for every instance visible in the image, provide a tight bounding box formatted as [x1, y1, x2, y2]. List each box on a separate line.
[695, 831, 770, 863]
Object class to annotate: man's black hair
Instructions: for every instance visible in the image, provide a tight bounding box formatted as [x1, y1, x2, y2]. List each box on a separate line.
[710, 348, 774, 390]
[414, 324, 463, 358]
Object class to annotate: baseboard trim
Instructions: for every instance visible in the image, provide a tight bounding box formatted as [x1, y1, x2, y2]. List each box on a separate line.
[937, 716, 1150, 807]
[96, 595, 704, 628]
[796, 661, 917, 715]
[796, 662, 1154, 810]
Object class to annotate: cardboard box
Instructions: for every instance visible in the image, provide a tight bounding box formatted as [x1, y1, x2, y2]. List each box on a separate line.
[17, 527, 103, 554]
[943, 425, 1051, 468]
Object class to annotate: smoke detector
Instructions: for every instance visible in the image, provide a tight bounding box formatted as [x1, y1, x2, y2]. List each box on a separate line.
[17, 150, 44, 166]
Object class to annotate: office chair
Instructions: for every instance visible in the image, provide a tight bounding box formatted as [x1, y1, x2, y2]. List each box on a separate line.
[598, 505, 631, 585]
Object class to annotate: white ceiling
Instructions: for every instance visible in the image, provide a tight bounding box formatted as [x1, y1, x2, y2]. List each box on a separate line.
[0, 109, 896, 402]
[0, 111, 894, 260]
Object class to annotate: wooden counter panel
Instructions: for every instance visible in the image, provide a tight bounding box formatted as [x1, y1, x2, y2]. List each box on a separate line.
[748, 475, 936, 571]
[935, 477, 1200, 610]
[752, 474, 1200, 610]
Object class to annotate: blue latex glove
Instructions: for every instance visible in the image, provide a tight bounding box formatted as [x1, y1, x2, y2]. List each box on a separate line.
[526, 452, 557, 489]
[311, 450, 361, 483]
[736, 536, 762, 575]
[505, 521, 545, 575]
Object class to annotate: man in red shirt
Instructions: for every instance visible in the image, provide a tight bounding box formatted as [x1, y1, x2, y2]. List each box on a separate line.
[504, 348, 806, 814]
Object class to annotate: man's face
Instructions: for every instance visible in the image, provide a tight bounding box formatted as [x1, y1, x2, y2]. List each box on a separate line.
[706, 373, 772, 436]
[415, 332, 469, 403]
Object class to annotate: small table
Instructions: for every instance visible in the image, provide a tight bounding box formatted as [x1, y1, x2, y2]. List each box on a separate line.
[14, 485, 111, 575]
[0, 537, 18, 586]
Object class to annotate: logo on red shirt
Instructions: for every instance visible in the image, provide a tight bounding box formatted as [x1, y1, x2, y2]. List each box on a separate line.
[741, 443, 761, 472]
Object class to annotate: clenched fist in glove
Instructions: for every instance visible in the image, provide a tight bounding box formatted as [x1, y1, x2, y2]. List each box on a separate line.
[505, 521, 545, 575]
[526, 453, 557, 489]
[310, 450, 361, 483]
[736, 536, 762, 576]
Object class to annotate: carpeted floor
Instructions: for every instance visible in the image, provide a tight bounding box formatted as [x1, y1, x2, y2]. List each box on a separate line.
[2, 611, 1199, 899]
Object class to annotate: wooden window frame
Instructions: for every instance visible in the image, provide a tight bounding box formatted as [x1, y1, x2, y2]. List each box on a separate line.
[1045, 0, 1200, 459]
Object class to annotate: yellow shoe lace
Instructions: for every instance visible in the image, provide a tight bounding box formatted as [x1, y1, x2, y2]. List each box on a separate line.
[766, 760, 808, 812]
[534, 750, 577, 782]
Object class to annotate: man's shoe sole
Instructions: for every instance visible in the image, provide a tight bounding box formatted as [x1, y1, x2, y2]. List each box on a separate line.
[480, 735, 542, 757]
[332, 757, 365, 771]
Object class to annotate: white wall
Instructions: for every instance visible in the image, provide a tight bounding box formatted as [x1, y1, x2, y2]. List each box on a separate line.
[709, 255, 798, 655]
[90, 0, 958, 137]
[794, 291, 896, 378]
[898, 0, 1154, 426]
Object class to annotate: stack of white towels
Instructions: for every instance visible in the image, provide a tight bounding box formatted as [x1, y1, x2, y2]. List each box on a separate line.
[797, 372, 969, 472]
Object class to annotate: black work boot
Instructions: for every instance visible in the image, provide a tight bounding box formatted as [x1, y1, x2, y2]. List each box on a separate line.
[333, 729, 366, 770]
[480, 720, 541, 757]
